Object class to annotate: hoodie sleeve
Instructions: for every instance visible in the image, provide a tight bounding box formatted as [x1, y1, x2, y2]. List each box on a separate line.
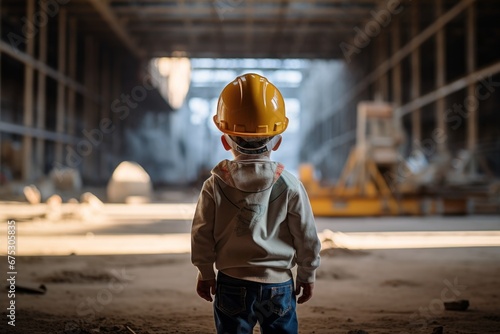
[287, 182, 321, 283]
[191, 178, 217, 280]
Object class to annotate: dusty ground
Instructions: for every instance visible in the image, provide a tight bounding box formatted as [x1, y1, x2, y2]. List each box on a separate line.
[1, 245, 500, 333]
[1, 210, 500, 334]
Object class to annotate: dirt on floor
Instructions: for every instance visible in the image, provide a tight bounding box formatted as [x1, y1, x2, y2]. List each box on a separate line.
[1, 246, 500, 334]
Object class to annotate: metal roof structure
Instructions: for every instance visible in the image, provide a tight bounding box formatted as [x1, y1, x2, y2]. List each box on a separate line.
[107, 0, 379, 58]
[3, 0, 500, 60]
[2, 0, 390, 59]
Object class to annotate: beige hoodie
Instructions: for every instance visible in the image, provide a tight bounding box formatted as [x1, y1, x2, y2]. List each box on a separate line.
[191, 157, 321, 284]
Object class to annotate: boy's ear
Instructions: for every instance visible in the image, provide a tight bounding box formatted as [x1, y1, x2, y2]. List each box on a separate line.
[272, 136, 282, 151]
[221, 135, 231, 151]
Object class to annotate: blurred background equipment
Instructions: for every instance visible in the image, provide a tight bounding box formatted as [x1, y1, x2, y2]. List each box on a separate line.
[300, 101, 485, 216]
[300, 101, 422, 216]
[106, 161, 153, 203]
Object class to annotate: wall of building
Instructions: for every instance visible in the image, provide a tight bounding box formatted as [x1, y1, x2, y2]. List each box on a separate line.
[0, 0, 172, 188]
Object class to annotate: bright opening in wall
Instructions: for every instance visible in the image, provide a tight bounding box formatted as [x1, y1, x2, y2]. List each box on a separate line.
[152, 56, 192, 109]
[189, 98, 210, 125]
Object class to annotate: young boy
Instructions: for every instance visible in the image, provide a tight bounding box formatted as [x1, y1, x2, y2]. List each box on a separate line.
[191, 73, 321, 334]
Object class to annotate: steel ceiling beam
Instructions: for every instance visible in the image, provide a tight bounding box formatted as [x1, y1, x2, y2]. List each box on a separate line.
[112, 6, 369, 16]
[86, 0, 146, 59]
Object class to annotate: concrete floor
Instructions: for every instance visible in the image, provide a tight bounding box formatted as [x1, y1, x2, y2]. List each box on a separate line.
[2, 208, 499, 256]
[1, 214, 500, 333]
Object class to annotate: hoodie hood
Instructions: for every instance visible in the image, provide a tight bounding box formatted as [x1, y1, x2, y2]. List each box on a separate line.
[211, 159, 284, 192]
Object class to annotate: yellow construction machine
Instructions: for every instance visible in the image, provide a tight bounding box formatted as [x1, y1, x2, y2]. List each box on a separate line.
[300, 101, 444, 216]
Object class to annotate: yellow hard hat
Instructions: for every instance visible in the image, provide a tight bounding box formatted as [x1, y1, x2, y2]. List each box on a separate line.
[214, 73, 288, 137]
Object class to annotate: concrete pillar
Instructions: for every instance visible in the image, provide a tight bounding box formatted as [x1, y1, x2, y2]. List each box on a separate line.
[67, 18, 77, 138]
[411, 2, 422, 148]
[391, 19, 402, 106]
[83, 36, 95, 180]
[56, 8, 67, 164]
[378, 32, 389, 101]
[112, 55, 122, 160]
[36, 0, 48, 177]
[22, 0, 35, 181]
[100, 51, 111, 180]
[466, 3, 477, 175]
[435, 0, 447, 154]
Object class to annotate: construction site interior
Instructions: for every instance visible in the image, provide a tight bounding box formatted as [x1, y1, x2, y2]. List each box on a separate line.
[1, 0, 500, 333]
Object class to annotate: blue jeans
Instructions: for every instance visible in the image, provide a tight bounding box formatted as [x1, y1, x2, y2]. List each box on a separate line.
[214, 271, 298, 334]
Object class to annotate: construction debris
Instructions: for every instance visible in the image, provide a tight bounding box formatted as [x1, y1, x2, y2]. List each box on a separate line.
[126, 326, 138, 334]
[24, 184, 41, 204]
[444, 299, 470, 311]
[14, 283, 47, 295]
[79, 192, 104, 221]
[107, 161, 153, 203]
[46, 194, 63, 221]
[49, 167, 82, 192]
[431, 326, 444, 334]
